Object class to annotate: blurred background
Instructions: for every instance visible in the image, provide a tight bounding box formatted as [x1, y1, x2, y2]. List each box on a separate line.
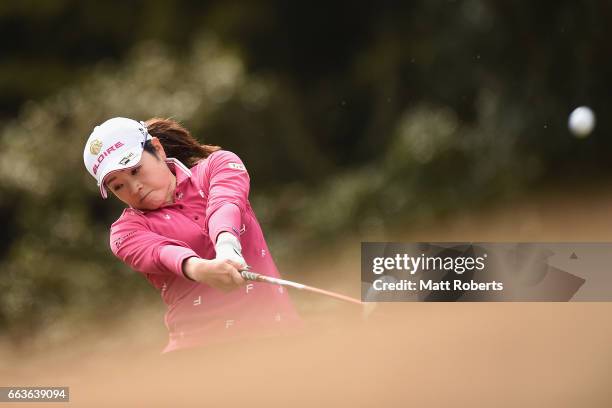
[1, 3, 612, 401]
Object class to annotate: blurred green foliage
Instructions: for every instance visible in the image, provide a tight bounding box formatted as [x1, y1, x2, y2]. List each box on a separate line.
[1, 1, 611, 342]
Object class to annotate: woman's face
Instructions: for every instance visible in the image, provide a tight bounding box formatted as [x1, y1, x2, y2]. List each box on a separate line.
[104, 138, 176, 210]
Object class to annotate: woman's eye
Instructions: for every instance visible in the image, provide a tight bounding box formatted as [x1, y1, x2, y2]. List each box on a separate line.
[131, 167, 140, 176]
[113, 184, 123, 192]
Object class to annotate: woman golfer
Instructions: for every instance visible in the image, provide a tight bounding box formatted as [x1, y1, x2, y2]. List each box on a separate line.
[83, 117, 300, 352]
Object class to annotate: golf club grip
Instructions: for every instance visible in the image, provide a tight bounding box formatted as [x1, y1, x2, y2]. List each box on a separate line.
[240, 270, 261, 281]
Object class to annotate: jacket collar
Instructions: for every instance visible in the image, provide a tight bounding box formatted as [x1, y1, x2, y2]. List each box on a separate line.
[165, 157, 192, 184]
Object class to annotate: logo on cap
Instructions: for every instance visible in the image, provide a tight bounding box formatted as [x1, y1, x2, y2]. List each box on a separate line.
[138, 125, 147, 138]
[90, 139, 103, 155]
[119, 152, 136, 165]
[92, 141, 126, 175]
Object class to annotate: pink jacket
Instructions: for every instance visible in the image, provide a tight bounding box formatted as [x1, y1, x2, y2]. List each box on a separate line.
[109, 150, 301, 352]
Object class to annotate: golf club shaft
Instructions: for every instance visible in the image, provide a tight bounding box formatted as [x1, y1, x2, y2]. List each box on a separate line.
[240, 270, 363, 306]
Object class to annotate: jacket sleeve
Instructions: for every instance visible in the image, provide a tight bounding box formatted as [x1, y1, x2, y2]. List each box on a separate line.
[110, 212, 199, 278]
[201, 150, 250, 244]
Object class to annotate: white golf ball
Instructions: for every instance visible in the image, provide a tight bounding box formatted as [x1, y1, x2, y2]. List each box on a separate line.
[568, 106, 595, 137]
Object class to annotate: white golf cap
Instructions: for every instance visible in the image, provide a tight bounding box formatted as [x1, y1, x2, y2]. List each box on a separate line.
[83, 117, 152, 198]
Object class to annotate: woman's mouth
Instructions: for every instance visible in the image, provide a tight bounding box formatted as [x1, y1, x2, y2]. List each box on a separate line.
[139, 191, 152, 203]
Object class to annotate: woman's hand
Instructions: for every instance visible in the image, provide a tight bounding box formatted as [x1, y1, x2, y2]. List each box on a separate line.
[183, 257, 246, 292]
[214, 232, 247, 266]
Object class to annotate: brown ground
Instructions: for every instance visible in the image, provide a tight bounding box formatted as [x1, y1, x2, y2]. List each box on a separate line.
[2, 186, 612, 407]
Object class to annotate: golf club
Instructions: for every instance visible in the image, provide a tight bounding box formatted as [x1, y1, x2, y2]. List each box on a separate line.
[240, 270, 363, 306]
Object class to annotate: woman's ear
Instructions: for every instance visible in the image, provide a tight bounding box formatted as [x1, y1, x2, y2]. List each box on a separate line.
[150, 137, 168, 160]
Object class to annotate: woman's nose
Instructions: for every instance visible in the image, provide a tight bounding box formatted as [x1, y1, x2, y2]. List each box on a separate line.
[130, 180, 143, 195]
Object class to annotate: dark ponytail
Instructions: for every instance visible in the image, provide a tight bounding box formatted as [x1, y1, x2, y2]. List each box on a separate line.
[143, 118, 221, 167]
